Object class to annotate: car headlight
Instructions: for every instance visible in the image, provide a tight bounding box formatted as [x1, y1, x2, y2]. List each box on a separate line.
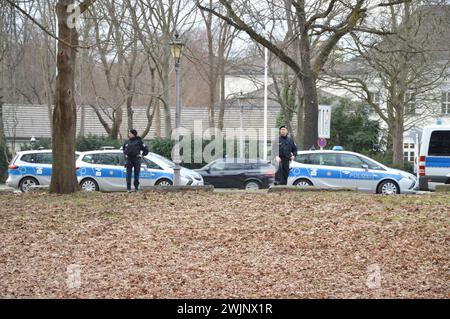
[401, 173, 415, 181]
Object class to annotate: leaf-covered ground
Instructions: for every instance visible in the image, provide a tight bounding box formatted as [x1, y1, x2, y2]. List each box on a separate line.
[0, 191, 448, 298]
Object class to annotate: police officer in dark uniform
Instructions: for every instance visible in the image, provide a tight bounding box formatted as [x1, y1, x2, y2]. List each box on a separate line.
[123, 129, 149, 192]
[273, 125, 298, 185]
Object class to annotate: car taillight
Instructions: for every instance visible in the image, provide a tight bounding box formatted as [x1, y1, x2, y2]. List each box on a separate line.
[264, 170, 275, 177]
[419, 156, 426, 177]
[8, 164, 19, 169]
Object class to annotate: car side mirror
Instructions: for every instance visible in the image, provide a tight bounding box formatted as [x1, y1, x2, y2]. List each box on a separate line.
[362, 164, 369, 171]
[206, 167, 211, 173]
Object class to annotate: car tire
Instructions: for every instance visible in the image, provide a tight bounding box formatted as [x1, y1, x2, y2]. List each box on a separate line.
[80, 178, 99, 192]
[244, 180, 261, 190]
[377, 180, 400, 195]
[293, 178, 313, 187]
[156, 179, 173, 186]
[19, 177, 39, 193]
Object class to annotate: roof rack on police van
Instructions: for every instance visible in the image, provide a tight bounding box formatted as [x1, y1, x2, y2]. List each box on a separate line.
[100, 146, 117, 150]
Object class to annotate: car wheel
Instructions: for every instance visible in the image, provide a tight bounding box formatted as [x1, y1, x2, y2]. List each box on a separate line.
[19, 177, 39, 193]
[294, 178, 313, 187]
[156, 179, 173, 186]
[378, 180, 399, 195]
[245, 180, 261, 190]
[80, 178, 99, 192]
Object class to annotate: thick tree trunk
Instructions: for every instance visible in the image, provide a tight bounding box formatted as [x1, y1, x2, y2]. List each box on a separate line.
[299, 47, 318, 150]
[296, 101, 304, 149]
[297, 1, 318, 150]
[162, 52, 172, 137]
[50, 0, 79, 194]
[392, 109, 404, 169]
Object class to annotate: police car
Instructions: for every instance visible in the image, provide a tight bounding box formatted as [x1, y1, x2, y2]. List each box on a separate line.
[76, 150, 204, 191]
[6, 150, 81, 192]
[417, 124, 450, 191]
[288, 149, 417, 195]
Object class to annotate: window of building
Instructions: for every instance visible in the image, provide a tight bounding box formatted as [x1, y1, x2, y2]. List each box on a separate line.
[369, 91, 381, 105]
[442, 92, 450, 115]
[403, 143, 415, 162]
[404, 91, 416, 115]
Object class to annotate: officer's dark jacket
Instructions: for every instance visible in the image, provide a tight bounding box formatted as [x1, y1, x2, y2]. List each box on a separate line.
[273, 135, 298, 159]
[122, 137, 149, 159]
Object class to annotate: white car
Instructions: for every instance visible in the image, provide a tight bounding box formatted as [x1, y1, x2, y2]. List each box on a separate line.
[76, 150, 203, 191]
[6, 150, 81, 192]
[417, 124, 450, 191]
[288, 150, 417, 195]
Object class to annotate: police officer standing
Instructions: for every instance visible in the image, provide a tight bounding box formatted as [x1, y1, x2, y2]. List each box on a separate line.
[273, 125, 298, 185]
[123, 129, 149, 192]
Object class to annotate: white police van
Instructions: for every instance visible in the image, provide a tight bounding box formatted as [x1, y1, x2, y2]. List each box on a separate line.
[76, 150, 204, 191]
[288, 149, 417, 195]
[418, 124, 450, 191]
[6, 150, 81, 192]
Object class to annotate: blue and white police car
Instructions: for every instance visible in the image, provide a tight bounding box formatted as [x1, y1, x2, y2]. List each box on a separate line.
[417, 124, 450, 191]
[6, 150, 81, 192]
[76, 150, 204, 191]
[288, 149, 417, 195]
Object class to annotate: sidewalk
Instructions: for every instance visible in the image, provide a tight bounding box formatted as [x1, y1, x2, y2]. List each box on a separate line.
[0, 184, 14, 193]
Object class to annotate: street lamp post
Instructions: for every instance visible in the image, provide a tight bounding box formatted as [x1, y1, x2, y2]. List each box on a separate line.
[238, 91, 244, 159]
[170, 32, 184, 186]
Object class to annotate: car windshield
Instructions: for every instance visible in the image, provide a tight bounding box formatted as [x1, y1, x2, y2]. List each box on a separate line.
[150, 153, 175, 168]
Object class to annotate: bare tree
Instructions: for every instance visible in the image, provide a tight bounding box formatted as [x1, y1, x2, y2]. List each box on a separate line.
[197, 0, 408, 149]
[324, 1, 450, 167]
[198, 1, 239, 129]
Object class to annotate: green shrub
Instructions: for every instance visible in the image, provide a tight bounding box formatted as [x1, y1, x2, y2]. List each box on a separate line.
[148, 136, 248, 169]
[328, 98, 381, 154]
[76, 134, 121, 152]
[148, 138, 174, 159]
[0, 143, 10, 183]
[20, 138, 52, 151]
[370, 151, 415, 174]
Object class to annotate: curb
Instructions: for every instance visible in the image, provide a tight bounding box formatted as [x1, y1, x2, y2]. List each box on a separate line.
[435, 185, 450, 193]
[29, 185, 50, 193]
[268, 186, 357, 193]
[142, 185, 215, 193]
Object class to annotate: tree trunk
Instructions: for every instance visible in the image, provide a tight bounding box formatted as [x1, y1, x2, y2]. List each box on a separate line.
[155, 103, 161, 137]
[392, 108, 404, 168]
[126, 96, 134, 131]
[111, 106, 122, 140]
[296, 102, 304, 149]
[162, 51, 172, 137]
[297, 2, 318, 150]
[50, 0, 79, 194]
